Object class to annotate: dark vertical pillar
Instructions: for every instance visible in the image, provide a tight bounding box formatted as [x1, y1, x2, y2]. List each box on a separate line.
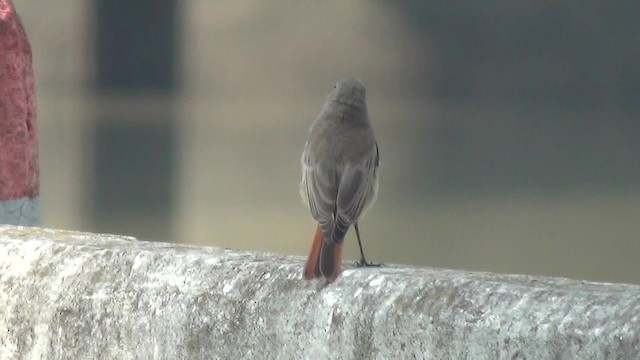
[92, 0, 179, 240]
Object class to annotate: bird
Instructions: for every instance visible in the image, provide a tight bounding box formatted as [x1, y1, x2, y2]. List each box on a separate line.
[300, 78, 380, 282]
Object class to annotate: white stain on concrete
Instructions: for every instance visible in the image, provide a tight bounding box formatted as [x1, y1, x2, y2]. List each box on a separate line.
[369, 276, 384, 287]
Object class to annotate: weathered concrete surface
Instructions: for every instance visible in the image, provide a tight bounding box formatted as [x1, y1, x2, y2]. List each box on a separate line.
[1, 226, 639, 359]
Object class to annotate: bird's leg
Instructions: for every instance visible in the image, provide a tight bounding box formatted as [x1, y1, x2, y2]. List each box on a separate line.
[354, 223, 382, 267]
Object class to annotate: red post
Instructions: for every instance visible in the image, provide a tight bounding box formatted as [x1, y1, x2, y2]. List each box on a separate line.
[0, 0, 39, 225]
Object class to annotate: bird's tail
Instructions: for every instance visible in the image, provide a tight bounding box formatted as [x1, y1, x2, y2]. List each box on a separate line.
[303, 223, 343, 282]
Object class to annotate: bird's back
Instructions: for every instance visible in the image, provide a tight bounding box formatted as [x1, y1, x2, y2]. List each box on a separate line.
[306, 116, 376, 167]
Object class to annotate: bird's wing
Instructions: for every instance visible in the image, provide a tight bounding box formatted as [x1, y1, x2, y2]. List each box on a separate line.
[301, 149, 337, 240]
[334, 143, 379, 238]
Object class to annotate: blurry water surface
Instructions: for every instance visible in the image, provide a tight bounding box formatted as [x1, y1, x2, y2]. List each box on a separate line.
[20, 1, 640, 283]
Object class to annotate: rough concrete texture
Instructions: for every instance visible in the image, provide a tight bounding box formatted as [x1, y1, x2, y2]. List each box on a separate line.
[0, 196, 39, 225]
[1, 226, 639, 359]
[0, 0, 39, 201]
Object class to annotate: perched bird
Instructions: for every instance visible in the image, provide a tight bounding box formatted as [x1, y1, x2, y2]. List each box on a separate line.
[300, 78, 380, 282]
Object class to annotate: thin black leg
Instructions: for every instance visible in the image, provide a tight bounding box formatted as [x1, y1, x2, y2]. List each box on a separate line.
[354, 223, 382, 267]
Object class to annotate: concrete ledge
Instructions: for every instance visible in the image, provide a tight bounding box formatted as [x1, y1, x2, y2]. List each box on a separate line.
[1, 226, 639, 359]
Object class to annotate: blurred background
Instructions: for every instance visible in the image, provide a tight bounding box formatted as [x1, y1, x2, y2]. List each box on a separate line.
[18, 1, 640, 283]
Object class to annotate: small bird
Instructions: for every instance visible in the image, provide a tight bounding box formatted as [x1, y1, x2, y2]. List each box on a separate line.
[300, 78, 380, 282]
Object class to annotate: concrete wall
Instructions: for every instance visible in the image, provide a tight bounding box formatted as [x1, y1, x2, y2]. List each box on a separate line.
[1, 226, 638, 359]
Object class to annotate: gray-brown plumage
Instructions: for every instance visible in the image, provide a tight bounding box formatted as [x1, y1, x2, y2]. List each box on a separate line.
[301, 78, 380, 282]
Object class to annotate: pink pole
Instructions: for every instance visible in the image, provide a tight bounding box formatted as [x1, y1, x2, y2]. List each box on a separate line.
[0, 0, 40, 225]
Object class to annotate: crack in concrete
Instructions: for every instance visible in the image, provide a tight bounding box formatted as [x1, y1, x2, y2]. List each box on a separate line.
[0, 196, 40, 225]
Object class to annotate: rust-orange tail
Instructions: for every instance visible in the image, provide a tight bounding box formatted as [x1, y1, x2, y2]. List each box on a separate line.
[303, 223, 343, 282]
